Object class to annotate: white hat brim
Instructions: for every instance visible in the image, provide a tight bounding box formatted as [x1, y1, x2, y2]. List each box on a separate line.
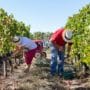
[62, 30, 72, 43]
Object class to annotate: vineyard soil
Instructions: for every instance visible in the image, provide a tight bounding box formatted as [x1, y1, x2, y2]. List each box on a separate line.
[0, 53, 90, 90]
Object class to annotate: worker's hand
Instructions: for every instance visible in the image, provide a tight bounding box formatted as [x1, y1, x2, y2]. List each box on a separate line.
[59, 46, 64, 51]
[66, 53, 70, 58]
[11, 53, 15, 58]
[11, 51, 18, 58]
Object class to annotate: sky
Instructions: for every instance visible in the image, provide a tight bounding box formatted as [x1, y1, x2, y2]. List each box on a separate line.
[0, 0, 90, 33]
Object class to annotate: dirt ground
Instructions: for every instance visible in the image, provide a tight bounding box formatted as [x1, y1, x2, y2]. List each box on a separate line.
[0, 53, 90, 90]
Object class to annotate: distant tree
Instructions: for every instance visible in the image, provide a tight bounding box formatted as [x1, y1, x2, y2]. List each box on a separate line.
[33, 31, 52, 40]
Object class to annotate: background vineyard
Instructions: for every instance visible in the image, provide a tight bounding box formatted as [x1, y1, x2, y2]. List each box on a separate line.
[0, 3, 90, 90]
[0, 4, 90, 73]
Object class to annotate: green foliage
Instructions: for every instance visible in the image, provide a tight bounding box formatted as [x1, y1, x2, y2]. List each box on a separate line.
[33, 32, 43, 39]
[32, 32, 52, 40]
[0, 8, 30, 55]
[65, 4, 90, 65]
[82, 56, 90, 67]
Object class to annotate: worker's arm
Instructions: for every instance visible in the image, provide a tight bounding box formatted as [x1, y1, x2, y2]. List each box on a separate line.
[52, 40, 59, 49]
[51, 40, 64, 51]
[67, 42, 73, 56]
[12, 45, 24, 57]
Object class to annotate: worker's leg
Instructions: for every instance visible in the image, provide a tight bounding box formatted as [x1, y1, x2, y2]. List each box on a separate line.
[57, 50, 65, 76]
[50, 42, 58, 75]
[24, 48, 36, 72]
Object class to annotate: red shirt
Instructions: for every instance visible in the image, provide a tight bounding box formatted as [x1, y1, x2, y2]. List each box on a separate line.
[50, 28, 66, 46]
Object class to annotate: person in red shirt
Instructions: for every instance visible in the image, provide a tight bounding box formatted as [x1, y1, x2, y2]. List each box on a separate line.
[49, 28, 73, 77]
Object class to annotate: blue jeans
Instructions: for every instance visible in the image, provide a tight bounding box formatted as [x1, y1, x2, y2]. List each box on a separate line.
[50, 42, 65, 76]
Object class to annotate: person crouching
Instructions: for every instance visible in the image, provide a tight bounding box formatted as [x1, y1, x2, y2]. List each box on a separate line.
[12, 36, 37, 73]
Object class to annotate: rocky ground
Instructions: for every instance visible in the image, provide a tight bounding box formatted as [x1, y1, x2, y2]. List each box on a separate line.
[0, 53, 90, 90]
